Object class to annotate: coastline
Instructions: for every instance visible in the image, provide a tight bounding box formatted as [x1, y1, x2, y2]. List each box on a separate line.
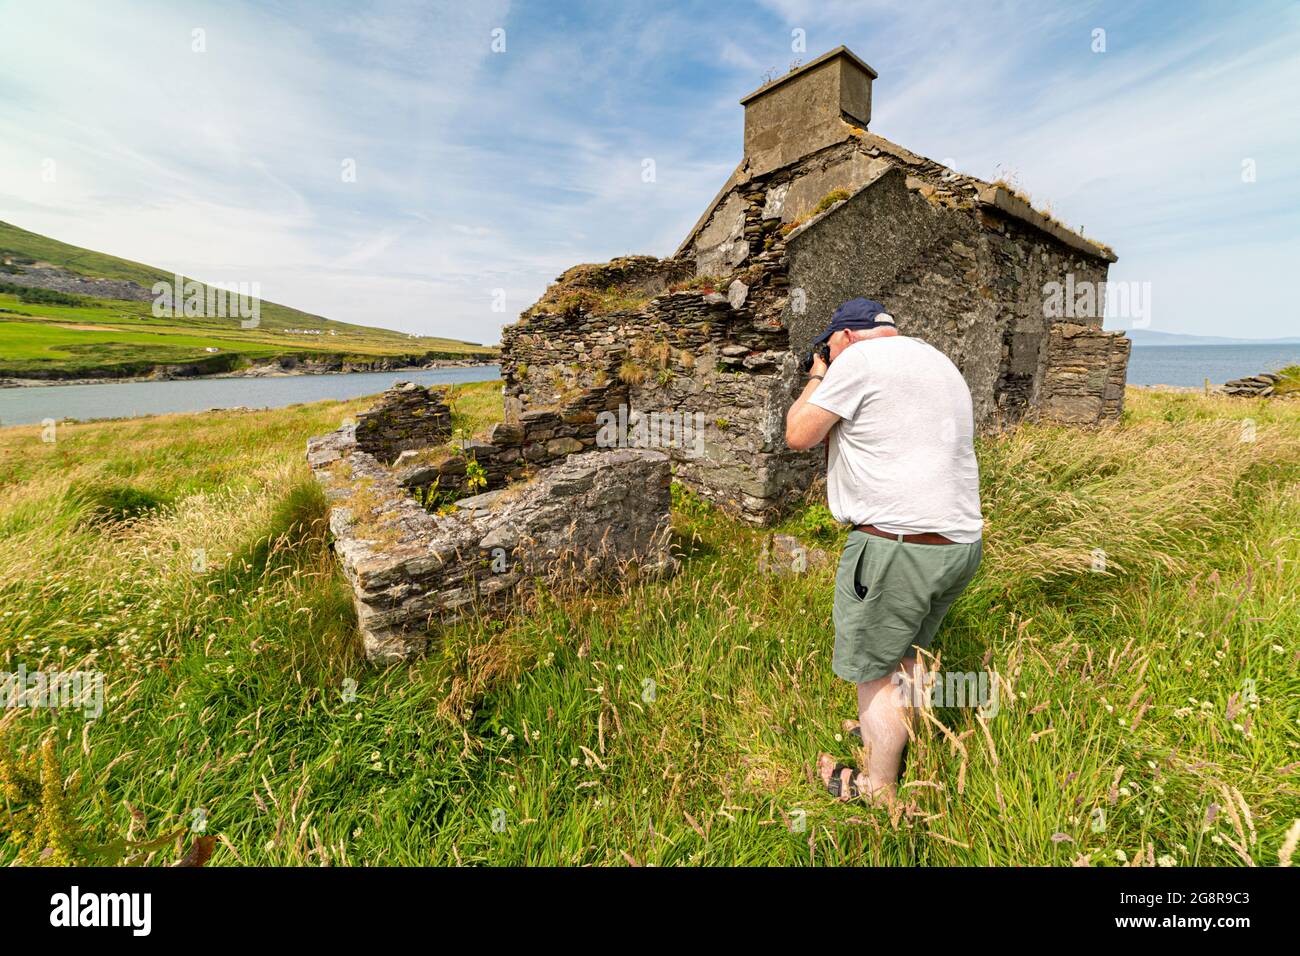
[0, 357, 498, 389]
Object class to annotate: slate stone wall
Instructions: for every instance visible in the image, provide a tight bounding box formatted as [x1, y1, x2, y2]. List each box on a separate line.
[393, 380, 629, 504]
[783, 167, 1127, 427]
[500, 262, 817, 524]
[353, 382, 453, 464]
[308, 422, 676, 661]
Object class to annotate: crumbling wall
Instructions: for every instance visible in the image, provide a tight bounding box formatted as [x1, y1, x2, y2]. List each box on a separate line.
[308, 383, 677, 661]
[500, 258, 816, 524]
[1038, 323, 1131, 424]
[353, 382, 452, 463]
[977, 212, 1118, 425]
[393, 380, 628, 504]
[309, 432, 675, 661]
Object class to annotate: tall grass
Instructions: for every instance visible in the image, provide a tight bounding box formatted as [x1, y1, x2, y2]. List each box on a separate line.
[0, 384, 1296, 866]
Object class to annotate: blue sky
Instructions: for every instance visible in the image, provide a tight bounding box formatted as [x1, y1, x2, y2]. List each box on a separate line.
[1, 0, 1296, 342]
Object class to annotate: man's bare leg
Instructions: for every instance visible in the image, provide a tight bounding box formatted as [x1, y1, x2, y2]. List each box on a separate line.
[854, 655, 925, 803]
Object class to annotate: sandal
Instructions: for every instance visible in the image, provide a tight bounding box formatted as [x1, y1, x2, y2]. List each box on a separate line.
[824, 763, 863, 801]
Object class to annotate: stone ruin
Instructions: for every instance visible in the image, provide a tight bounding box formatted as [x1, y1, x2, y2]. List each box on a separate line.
[310, 45, 1133, 661]
[308, 382, 676, 662]
[500, 44, 1131, 525]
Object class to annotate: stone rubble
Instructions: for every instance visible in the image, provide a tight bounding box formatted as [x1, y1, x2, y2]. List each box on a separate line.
[1223, 372, 1283, 398]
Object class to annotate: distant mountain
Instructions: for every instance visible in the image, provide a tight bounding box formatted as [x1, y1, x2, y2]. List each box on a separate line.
[1123, 329, 1300, 347]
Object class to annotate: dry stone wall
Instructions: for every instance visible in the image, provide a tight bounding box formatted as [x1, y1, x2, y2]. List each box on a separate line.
[782, 167, 1126, 428]
[393, 380, 629, 504]
[501, 259, 816, 524]
[1038, 323, 1131, 424]
[353, 382, 453, 463]
[308, 386, 676, 662]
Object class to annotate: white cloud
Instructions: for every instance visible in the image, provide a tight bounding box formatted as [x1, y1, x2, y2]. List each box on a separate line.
[1, 0, 1295, 341]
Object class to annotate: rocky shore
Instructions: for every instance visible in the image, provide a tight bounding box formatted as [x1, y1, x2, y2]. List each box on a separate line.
[0, 356, 497, 388]
[1222, 371, 1287, 397]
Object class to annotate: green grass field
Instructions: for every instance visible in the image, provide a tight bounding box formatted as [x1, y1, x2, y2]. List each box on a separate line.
[0, 220, 495, 378]
[0, 384, 1297, 866]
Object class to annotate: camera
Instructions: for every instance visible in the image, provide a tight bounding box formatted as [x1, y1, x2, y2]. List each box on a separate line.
[801, 344, 830, 374]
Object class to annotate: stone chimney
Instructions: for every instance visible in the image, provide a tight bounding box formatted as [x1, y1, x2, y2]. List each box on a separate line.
[739, 45, 877, 178]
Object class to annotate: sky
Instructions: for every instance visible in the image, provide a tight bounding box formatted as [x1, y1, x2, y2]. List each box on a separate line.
[0, 0, 1297, 343]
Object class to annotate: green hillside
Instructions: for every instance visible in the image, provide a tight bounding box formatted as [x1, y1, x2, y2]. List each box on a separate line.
[0, 219, 496, 379]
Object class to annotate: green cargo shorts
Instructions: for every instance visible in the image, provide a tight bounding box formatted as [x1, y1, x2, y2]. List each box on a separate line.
[832, 530, 982, 684]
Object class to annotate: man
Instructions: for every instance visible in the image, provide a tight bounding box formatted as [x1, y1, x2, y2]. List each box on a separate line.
[784, 297, 984, 805]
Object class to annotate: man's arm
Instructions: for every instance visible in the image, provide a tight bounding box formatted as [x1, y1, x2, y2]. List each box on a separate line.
[785, 354, 841, 450]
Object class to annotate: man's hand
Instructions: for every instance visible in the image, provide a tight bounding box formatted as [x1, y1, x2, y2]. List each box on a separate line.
[785, 364, 840, 450]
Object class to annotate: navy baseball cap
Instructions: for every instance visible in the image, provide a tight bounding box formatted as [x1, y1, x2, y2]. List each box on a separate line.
[811, 297, 895, 345]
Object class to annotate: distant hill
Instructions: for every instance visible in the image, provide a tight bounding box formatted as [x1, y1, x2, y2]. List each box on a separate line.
[1123, 328, 1300, 347]
[0, 219, 496, 380]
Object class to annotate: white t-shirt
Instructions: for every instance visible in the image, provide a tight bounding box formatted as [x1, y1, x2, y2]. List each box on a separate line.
[807, 335, 983, 542]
